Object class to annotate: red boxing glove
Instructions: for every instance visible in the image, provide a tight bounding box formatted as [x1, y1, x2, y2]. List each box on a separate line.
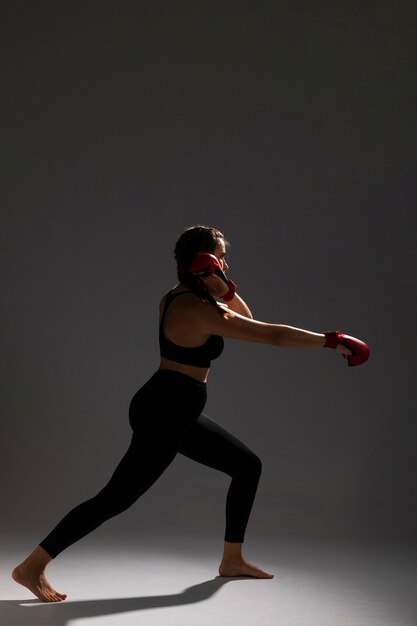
[324, 330, 370, 367]
[189, 253, 237, 302]
[190, 253, 226, 281]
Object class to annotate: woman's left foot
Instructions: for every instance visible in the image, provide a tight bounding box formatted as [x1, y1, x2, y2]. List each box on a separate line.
[218, 558, 274, 578]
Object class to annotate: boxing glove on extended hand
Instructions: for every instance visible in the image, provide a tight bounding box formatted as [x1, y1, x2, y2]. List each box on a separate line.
[324, 330, 370, 367]
[189, 253, 237, 302]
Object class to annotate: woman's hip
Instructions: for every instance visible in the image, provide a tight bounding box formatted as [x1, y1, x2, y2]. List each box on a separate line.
[128, 369, 207, 432]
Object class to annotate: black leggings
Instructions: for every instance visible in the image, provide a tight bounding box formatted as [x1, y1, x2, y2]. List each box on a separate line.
[39, 369, 262, 559]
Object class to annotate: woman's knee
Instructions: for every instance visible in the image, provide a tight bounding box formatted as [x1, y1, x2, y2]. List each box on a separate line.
[234, 450, 262, 480]
[250, 453, 262, 478]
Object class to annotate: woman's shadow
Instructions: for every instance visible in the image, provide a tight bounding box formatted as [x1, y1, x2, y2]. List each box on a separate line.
[1, 576, 251, 626]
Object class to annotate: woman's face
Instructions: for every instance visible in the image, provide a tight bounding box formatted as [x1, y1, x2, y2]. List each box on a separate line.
[212, 239, 229, 272]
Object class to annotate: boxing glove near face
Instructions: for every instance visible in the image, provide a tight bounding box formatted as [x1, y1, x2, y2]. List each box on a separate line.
[189, 252, 229, 285]
[189, 253, 237, 302]
[324, 330, 370, 367]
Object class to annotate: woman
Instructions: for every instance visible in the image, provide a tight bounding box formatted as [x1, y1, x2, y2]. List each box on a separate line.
[12, 225, 366, 602]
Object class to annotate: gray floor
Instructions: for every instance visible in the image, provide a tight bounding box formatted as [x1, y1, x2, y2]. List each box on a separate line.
[1, 535, 416, 626]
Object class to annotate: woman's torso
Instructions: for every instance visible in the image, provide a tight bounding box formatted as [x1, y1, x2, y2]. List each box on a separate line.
[158, 285, 223, 382]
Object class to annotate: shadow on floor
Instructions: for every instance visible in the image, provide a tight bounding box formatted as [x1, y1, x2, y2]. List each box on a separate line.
[1, 576, 253, 626]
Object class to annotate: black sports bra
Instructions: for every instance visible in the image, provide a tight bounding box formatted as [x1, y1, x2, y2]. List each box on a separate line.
[159, 290, 224, 367]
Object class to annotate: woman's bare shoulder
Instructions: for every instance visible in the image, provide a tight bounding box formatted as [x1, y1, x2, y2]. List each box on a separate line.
[192, 298, 279, 345]
[159, 290, 200, 318]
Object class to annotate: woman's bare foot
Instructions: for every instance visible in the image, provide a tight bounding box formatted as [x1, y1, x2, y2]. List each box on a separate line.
[12, 563, 67, 602]
[219, 541, 273, 579]
[218, 556, 274, 579]
[12, 547, 67, 602]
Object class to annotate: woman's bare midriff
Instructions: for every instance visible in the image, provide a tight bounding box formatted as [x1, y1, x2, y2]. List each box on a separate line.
[159, 357, 210, 382]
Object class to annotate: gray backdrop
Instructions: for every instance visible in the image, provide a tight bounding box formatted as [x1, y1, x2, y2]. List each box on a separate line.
[1, 1, 416, 553]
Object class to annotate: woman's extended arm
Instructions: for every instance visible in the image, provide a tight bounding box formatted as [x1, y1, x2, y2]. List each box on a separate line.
[221, 313, 327, 348]
[194, 276, 369, 362]
[186, 298, 357, 357]
[185, 297, 324, 347]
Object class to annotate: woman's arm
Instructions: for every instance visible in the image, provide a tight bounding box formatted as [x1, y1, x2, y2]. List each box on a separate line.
[222, 292, 253, 318]
[194, 276, 323, 346]
[194, 275, 358, 357]
[183, 298, 355, 358]
[184, 297, 324, 347]
[198, 273, 253, 318]
[223, 313, 327, 348]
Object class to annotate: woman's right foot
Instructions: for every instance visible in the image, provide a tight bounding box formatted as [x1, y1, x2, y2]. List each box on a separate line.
[218, 556, 274, 579]
[12, 562, 67, 602]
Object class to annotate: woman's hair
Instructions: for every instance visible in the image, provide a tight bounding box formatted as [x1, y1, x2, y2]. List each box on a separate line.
[174, 225, 231, 318]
